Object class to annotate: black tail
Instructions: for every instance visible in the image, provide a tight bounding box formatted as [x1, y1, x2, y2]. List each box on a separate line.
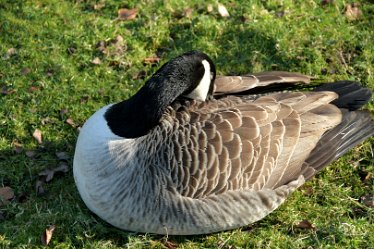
[314, 81, 372, 110]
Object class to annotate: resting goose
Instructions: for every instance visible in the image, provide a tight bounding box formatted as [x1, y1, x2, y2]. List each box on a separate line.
[74, 51, 374, 235]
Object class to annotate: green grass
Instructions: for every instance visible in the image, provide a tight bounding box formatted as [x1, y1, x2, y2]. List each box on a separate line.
[0, 0, 373, 248]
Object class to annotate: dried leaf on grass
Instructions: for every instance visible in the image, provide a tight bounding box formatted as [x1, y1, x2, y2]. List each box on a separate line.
[39, 163, 69, 183]
[345, 3, 362, 21]
[218, 3, 230, 17]
[66, 118, 76, 127]
[207, 4, 213, 13]
[144, 56, 160, 65]
[28, 86, 41, 92]
[361, 195, 374, 207]
[295, 219, 316, 230]
[94, 3, 105, 10]
[0, 187, 14, 206]
[118, 8, 138, 21]
[41, 225, 56, 246]
[184, 8, 193, 18]
[20, 67, 31, 75]
[4, 47, 16, 60]
[33, 129, 43, 144]
[91, 57, 101, 65]
[162, 239, 178, 249]
[96, 35, 126, 58]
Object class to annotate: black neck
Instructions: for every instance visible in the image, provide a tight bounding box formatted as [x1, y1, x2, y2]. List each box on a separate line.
[104, 50, 214, 138]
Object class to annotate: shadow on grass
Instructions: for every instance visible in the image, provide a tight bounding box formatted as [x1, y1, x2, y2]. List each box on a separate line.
[165, 20, 302, 74]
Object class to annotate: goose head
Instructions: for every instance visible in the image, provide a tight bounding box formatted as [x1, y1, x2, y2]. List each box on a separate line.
[105, 51, 216, 139]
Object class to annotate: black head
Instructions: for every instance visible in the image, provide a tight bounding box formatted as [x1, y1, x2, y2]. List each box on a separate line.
[105, 51, 216, 138]
[149, 50, 216, 101]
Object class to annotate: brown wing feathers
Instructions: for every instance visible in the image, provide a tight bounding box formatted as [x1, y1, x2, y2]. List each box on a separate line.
[164, 72, 372, 203]
[167, 91, 341, 197]
[214, 71, 311, 95]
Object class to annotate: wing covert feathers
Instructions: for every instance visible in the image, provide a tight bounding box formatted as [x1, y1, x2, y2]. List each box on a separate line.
[164, 91, 343, 198]
[214, 71, 311, 95]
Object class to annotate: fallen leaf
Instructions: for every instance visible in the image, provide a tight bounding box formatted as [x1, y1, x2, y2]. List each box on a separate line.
[28, 86, 41, 92]
[56, 152, 69, 161]
[33, 129, 43, 144]
[207, 4, 213, 12]
[144, 56, 160, 65]
[217, 3, 230, 17]
[0, 187, 14, 206]
[39, 169, 55, 183]
[361, 195, 374, 207]
[66, 118, 76, 127]
[184, 8, 193, 18]
[91, 57, 101, 65]
[4, 47, 16, 60]
[295, 219, 316, 230]
[118, 8, 138, 21]
[345, 3, 362, 21]
[162, 240, 178, 249]
[107, 35, 126, 57]
[20, 67, 31, 75]
[96, 41, 107, 53]
[55, 162, 69, 173]
[94, 2, 105, 10]
[41, 225, 56, 246]
[39, 163, 69, 183]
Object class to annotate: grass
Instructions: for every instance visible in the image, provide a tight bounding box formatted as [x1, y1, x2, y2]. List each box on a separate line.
[0, 0, 373, 248]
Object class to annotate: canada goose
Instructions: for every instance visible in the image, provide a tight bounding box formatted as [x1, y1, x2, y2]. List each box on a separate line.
[73, 51, 374, 235]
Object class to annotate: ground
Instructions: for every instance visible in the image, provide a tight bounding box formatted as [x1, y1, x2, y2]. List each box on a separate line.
[0, 0, 373, 248]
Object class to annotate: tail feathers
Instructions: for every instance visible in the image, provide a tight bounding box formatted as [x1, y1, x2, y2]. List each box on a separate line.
[302, 111, 374, 179]
[314, 81, 372, 110]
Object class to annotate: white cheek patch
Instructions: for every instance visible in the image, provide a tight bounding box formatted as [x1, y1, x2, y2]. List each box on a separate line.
[184, 60, 211, 101]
